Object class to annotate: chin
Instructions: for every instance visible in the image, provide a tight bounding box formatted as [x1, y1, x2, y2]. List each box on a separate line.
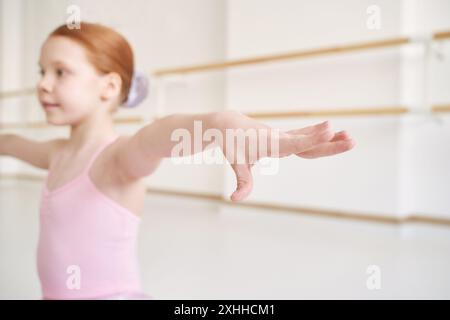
[45, 115, 71, 126]
[46, 111, 82, 126]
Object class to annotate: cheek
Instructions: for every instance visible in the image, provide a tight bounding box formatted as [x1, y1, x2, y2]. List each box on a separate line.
[80, 77, 103, 103]
[56, 77, 100, 108]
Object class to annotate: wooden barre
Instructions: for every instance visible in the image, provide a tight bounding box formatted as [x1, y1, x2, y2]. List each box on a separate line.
[433, 30, 450, 40]
[432, 104, 450, 113]
[154, 30, 450, 76]
[1, 173, 449, 227]
[1, 106, 449, 130]
[153, 37, 411, 76]
[245, 106, 410, 119]
[1, 30, 449, 99]
[0, 87, 35, 99]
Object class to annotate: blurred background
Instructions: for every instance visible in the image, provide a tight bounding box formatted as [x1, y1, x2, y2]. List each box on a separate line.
[1, 0, 450, 299]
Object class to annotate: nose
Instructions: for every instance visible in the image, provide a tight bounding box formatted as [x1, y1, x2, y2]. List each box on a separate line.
[37, 74, 53, 94]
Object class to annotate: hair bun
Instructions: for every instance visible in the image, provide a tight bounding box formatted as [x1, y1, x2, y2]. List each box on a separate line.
[123, 71, 149, 108]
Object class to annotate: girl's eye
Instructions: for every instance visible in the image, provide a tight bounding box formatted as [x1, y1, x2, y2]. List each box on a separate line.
[39, 69, 45, 77]
[56, 69, 65, 77]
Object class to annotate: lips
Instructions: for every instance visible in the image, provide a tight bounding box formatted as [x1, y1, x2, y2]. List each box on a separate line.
[42, 102, 60, 109]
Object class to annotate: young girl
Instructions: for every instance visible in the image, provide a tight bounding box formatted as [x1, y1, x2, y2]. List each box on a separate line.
[0, 22, 355, 300]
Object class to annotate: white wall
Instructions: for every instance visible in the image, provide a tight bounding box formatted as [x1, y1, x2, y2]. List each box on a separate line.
[0, 0, 449, 217]
[398, 0, 450, 217]
[224, 0, 450, 218]
[0, 0, 26, 175]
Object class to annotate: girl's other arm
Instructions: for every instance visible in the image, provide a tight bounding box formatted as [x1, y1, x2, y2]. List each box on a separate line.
[0, 134, 62, 170]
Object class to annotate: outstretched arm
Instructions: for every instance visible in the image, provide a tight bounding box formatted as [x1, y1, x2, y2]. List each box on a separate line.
[113, 112, 222, 181]
[0, 134, 63, 170]
[114, 111, 355, 201]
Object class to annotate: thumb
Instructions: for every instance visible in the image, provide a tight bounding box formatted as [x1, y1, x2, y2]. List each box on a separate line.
[230, 163, 253, 202]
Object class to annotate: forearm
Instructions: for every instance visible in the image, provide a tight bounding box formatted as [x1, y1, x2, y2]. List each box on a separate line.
[140, 111, 226, 158]
[0, 134, 14, 156]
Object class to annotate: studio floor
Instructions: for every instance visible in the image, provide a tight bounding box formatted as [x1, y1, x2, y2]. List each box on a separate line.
[1, 180, 449, 299]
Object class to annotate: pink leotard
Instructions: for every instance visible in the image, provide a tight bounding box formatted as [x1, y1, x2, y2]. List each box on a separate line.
[37, 136, 150, 299]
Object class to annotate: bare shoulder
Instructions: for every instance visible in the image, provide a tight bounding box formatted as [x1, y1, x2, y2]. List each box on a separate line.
[105, 133, 163, 182]
[107, 135, 133, 158]
[36, 137, 68, 169]
[98, 135, 136, 182]
[91, 135, 147, 215]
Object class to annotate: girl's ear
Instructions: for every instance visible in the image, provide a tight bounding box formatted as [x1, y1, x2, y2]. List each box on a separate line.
[100, 72, 122, 103]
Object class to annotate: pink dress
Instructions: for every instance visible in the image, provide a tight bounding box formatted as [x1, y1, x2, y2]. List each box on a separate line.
[37, 136, 152, 300]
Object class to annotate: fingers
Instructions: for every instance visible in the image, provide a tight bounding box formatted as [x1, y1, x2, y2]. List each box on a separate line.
[296, 131, 355, 159]
[286, 129, 334, 155]
[230, 163, 253, 202]
[298, 140, 355, 158]
[329, 131, 349, 142]
[286, 120, 329, 136]
[286, 121, 355, 159]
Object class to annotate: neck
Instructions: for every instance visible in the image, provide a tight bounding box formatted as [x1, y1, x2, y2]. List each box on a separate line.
[69, 109, 118, 150]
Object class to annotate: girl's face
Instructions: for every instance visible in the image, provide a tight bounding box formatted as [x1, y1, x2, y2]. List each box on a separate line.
[37, 36, 118, 125]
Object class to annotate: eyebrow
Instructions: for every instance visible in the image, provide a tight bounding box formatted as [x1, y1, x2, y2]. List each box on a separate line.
[38, 60, 72, 69]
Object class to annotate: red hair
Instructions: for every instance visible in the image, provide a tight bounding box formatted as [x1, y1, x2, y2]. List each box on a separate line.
[50, 22, 134, 104]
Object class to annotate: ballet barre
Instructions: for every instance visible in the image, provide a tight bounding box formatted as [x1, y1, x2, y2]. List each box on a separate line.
[152, 30, 450, 77]
[1, 105, 449, 131]
[1, 172, 449, 227]
[1, 30, 449, 99]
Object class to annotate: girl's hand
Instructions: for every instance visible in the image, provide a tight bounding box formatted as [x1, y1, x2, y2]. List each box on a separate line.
[218, 111, 355, 202]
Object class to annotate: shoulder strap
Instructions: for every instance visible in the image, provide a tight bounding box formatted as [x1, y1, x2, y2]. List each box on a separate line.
[82, 135, 119, 175]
